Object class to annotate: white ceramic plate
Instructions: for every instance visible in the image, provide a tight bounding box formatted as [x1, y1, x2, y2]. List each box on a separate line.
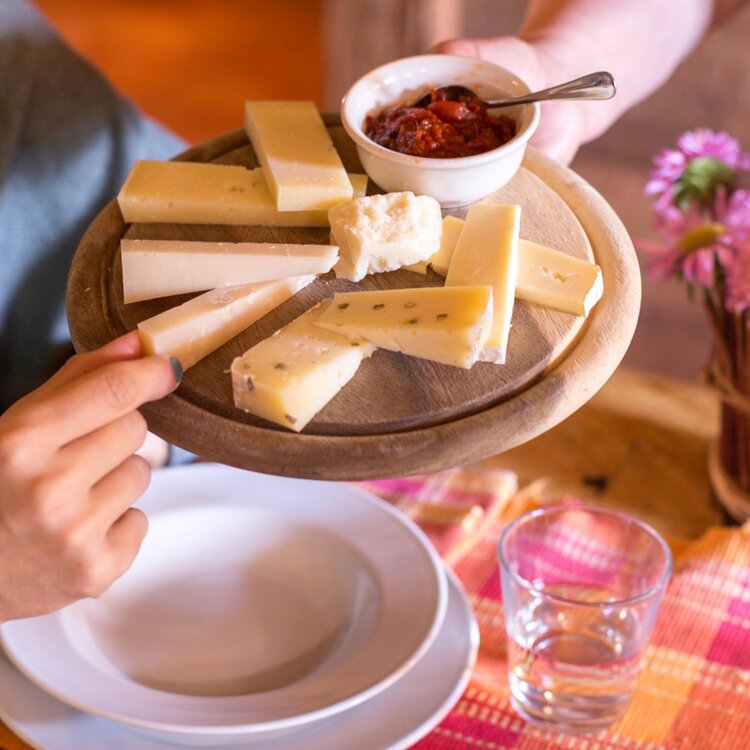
[0, 464, 447, 736]
[0, 567, 477, 750]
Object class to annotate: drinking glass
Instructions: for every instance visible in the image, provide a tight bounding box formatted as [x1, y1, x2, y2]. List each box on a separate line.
[498, 505, 672, 734]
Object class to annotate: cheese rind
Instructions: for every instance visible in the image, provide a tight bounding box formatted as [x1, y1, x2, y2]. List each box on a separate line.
[121, 239, 338, 303]
[231, 303, 376, 431]
[117, 160, 365, 227]
[516, 239, 603, 315]
[444, 203, 520, 364]
[314, 286, 493, 369]
[244, 101, 353, 211]
[329, 192, 443, 282]
[137, 276, 314, 370]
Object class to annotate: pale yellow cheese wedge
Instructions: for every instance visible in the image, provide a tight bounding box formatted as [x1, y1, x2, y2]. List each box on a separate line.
[121, 239, 338, 303]
[231, 303, 376, 432]
[117, 160, 366, 227]
[314, 286, 493, 369]
[244, 101, 353, 211]
[425, 216, 603, 316]
[138, 275, 314, 370]
[516, 239, 603, 315]
[329, 192, 443, 281]
[444, 203, 520, 364]
[405, 215, 465, 275]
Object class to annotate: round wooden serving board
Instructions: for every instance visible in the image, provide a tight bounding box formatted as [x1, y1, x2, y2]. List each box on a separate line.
[67, 116, 640, 479]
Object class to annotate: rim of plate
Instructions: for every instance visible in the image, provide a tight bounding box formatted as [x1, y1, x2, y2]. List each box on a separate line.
[0, 464, 448, 734]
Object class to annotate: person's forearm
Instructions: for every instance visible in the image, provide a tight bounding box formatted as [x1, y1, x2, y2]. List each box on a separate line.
[517, 0, 721, 143]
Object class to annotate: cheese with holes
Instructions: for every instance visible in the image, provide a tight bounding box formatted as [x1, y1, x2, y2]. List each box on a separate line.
[138, 275, 314, 370]
[121, 239, 337, 303]
[314, 286, 493, 369]
[244, 101, 353, 211]
[444, 203, 520, 364]
[426, 216, 602, 316]
[329, 192, 442, 282]
[516, 239, 603, 315]
[231, 302, 376, 431]
[117, 160, 366, 227]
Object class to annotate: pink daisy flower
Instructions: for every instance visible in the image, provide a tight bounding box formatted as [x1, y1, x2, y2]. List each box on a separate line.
[644, 129, 750, 215]
[678, 129, 750, 169]
[638, 189, 750, 290]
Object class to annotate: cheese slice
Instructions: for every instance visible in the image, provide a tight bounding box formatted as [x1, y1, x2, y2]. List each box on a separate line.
[314, 286, 493, 369]
[516, 239, 603, 315]
[329, 192, 443, 282]
[244, 101, 353, 211]
[406, 215, 465, 275]
[117, 160, 366, 227]
[231, 302, 376, 432]
[121, 239, 337, 303]
[138, 275, 314, 370]
[429, 215, 464, 276]
[425, 215, 603, 316]
[444, 203, 520, 364]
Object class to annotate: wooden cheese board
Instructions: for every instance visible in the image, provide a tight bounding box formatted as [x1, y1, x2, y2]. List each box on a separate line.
[66, 115, 640, 480]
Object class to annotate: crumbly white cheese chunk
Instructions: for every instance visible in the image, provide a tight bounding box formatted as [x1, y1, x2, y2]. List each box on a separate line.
[329, 192, 442, 282]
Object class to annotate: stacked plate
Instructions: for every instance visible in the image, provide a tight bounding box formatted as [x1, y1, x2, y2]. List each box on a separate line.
[0, 464, 479, 749]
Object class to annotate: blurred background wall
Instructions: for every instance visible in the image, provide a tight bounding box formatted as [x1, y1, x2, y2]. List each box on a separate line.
[34, 0, 750, 381]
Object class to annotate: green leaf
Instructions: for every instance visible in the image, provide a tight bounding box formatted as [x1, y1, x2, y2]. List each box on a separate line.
[673, 156, 735, 209]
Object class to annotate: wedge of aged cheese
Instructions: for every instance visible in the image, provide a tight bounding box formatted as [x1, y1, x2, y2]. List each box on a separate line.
[244, 101, 353, 211]
[426, 216, 603, 316]
[231, 302, 376, 431]
[406, 215, 465, 275]
[138, 275, 314, 370]
[444, 203, 520, 364]
[516, 239, 603, 315]
[329, 192, 443, 282]
[117, 160, 366, 227]
[121, 239, 337, 303]
[314, 286, 493, 369]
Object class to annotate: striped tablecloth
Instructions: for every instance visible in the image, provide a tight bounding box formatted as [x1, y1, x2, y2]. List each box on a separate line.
[363, 467, 750, 749]
[1, 465, 749, 748]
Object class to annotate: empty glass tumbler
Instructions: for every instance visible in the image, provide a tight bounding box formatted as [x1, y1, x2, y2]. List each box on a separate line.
[499, 505, 672, 734]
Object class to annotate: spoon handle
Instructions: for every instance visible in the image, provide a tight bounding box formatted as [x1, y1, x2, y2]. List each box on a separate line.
[488, 71, 616, 108]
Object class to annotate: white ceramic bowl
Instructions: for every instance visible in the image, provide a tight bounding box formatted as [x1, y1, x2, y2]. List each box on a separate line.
[341, 54, 540, 207]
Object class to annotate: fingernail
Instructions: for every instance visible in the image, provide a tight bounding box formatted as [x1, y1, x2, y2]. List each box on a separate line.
[169, 357, 183, 386]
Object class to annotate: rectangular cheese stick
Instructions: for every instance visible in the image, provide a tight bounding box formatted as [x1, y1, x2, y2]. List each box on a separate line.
[121, 239, 337, 303]
[314, 286, 493, 369]
[138, 275, 314, 370]
[231, 302, 376, 431]
[444, 203, 520, 364]
[245, 101, 353, 211]
[117, 160, 366, 227]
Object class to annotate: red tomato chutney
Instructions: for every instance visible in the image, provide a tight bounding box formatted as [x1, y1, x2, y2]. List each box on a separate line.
[364, 87, 517, 159]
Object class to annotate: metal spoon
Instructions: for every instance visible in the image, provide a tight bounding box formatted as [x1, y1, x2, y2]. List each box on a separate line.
[412, 70, 616, 110]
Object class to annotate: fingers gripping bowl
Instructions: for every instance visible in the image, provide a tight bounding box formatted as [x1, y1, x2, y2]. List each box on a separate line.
[341, 54, 540, 207]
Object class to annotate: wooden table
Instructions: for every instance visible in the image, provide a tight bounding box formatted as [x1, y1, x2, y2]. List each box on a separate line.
[474, 366, 724, 541]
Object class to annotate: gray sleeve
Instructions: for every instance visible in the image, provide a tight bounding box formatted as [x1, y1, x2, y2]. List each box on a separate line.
[0, 0, 187, 410]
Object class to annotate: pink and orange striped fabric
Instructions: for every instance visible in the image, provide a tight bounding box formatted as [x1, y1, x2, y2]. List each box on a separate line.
[363, 467, 750, 749]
